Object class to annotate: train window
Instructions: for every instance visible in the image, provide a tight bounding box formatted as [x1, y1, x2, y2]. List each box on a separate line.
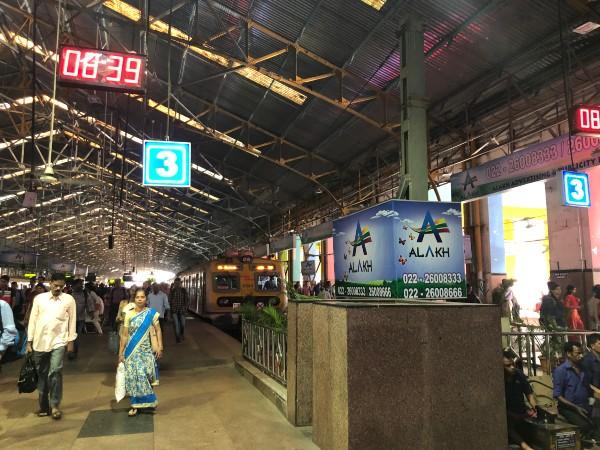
[256, 273, 280, 291]
[213, 274, 240, 291]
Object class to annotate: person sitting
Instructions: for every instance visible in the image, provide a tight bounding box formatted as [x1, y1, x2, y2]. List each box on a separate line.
[503, 350, 536, 450]
[554, 341, 600, 441]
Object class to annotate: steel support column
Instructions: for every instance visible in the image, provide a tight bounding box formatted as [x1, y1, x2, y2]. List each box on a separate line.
[398, 17, 428, 201]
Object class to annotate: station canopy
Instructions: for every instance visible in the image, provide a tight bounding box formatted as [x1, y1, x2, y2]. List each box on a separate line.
[1, 0, 599, 273]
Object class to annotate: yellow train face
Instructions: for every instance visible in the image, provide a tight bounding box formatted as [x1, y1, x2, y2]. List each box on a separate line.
[181, 259, 287, 319]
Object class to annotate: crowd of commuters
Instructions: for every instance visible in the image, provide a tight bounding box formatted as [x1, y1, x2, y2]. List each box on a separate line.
[491, 277, 596, 334]
[12, 269, 600, 445]
[293, 280, 333, 299]
[0, 273, 189, 420]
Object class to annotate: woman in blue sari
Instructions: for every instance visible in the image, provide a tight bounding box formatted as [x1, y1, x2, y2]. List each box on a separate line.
[118, 288, 163, 416]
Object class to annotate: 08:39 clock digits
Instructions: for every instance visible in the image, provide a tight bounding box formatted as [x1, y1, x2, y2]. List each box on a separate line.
[58, 46, 146, 92]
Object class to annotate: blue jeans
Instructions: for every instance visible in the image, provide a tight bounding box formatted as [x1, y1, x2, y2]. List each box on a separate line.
[33, 346, 65, 410]
[172, 311, 185, 340]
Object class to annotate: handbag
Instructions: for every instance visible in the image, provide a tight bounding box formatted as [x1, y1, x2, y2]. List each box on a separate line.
[150, 325, 160, 354]
[114, 362, 126, 402]
[17, 354, 38, 393]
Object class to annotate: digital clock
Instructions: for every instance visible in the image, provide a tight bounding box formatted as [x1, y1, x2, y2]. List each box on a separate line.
[572, 105, 600, 137]
[58, 46, 146, 93]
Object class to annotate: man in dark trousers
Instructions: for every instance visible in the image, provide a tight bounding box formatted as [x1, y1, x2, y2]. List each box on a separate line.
[70, 279, 91, 360]
[168, 278, 189, 343]
[540, 281, 565, 328]
[503, 350, 536, 450]
[105, 279, 128, 331]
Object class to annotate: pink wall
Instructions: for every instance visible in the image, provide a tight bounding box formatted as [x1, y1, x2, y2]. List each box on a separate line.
[326, 237, 335, 282]
[586, 165, 600, 271]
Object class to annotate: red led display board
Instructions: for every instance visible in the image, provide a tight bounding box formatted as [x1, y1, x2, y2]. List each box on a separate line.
[572, 105, 600, 137]
[58, 46, 146, 93]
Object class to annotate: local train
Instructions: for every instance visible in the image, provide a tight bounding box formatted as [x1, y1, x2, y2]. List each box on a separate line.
[178, 257, 287, 323]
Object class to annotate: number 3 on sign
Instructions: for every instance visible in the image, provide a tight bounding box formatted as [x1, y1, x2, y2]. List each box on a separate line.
[570, 179, 585, 201]
[155, 151, 179, 178]
[562, 171, 590, 208]
[142, 141, 191, 187]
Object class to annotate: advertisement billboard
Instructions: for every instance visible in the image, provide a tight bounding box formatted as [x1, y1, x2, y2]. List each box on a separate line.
[333, 200, 466, 299]
[450, 135, 600, 202]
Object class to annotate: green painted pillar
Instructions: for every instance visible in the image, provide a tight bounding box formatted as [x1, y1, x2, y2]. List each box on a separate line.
[399, 17, 428, 201]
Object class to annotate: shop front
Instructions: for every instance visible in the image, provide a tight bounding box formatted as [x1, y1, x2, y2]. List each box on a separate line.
[451, 134, 600, 325]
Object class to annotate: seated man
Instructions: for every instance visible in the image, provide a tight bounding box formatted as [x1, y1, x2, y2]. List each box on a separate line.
[504, 350, 536, 450]
[554, 341, 600, 441]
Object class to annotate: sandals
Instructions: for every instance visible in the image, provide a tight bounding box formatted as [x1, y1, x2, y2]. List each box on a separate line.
[128, 408, 138, 417]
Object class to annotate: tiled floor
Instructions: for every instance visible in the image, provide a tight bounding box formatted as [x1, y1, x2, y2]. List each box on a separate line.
[0, 317, 317, 449]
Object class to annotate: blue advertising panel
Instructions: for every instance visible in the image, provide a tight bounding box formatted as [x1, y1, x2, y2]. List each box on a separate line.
[142, 140, 191, 187]
[333, 200, 466, 299]
[562, 171, 591, 208]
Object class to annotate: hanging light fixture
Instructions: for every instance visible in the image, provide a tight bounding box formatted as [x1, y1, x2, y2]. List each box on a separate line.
[39, 164, 58, 183]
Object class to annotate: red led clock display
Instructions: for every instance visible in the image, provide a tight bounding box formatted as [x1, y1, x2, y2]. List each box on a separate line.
[573, 105, 600, 137]
[58, 46, 146, 92]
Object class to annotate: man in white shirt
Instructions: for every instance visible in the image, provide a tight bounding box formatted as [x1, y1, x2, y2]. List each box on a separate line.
[147, 283, 170, 330]
[27, 273, 76, 420]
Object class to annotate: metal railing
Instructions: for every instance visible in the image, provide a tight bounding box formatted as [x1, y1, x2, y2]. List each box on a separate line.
[241, 319, 287, 386]
[503, 330, 596, 377]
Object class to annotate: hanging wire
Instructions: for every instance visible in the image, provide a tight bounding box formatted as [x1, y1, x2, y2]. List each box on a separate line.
[558, 0, 575, 168]
[120, 99, 131, 208]
[46, 0, 63, 167]
[142, 0, 150, 142]
[166, 0, 173, 140]
[29, 0, 38, 186]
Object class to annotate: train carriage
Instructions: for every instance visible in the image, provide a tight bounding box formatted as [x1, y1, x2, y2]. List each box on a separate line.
[179, 257, 287, 323]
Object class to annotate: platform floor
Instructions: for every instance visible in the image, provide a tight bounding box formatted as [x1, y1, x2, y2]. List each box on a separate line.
[0, 317, 316, 449]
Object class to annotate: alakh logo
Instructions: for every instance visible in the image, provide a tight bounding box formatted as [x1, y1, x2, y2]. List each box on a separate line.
[410, 211, 450, 243]
[351, 220, 372, 256]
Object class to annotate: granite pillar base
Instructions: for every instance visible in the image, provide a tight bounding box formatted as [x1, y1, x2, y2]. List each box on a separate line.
[287, 300, 314, 426]
[312, 301, 506, 450]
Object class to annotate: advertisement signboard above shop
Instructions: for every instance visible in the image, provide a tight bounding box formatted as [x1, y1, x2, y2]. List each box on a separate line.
[450, 134, 600, 202]
[333, 200, 466, 300]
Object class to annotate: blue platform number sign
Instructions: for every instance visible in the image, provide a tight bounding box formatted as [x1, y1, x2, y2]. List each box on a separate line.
[143, 140, 191, 187]
[562, 171, 591, 208]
